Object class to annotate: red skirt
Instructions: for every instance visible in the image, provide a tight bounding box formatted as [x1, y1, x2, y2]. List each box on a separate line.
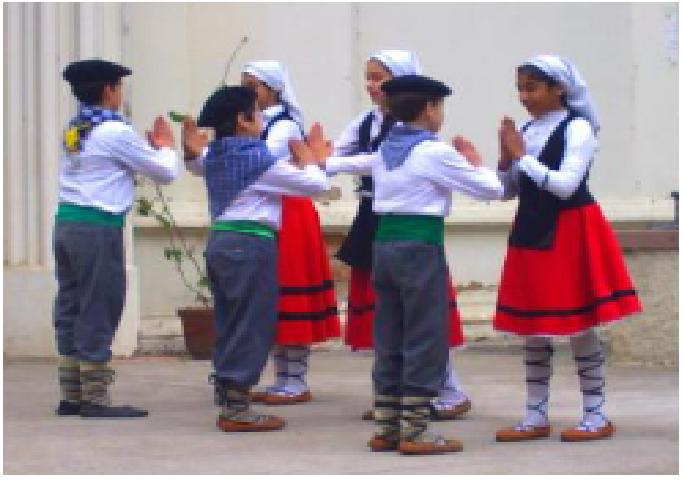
[345, 267, 465, 350]
[494, 203, 642, 336]
[276, 196, 340, 345]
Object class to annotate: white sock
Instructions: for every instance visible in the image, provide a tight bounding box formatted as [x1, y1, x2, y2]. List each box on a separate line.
[571, 330, 607, 429]
[433, 356, 469, 408]
[520, 336, 553, 428]
[273, 345, 310, 394]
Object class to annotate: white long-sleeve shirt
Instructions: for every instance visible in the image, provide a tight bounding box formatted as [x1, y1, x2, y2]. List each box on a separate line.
[497, 109, 598, 200]
[326, 139, 503, 216]
[186, 113, 329, 229]
[58, 121, 180, 214]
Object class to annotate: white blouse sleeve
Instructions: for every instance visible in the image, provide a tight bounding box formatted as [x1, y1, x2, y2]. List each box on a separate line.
[325, 153, 376, 177]
[185, 146, 208, 176]
[265, 120, 303, 160]
[332, 111, 369, 157]
[516, 118, 598, 200]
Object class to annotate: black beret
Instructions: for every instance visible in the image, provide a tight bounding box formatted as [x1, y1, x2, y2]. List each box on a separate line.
[62, 59, 131, 86]
[197, 85, 257, 129]
[381, 74, 452, 97]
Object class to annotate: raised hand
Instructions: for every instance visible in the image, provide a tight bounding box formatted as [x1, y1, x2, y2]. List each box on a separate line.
[305, 122, 332, 166]
[182, 117, 209, 161]
[499, 116, 525, 161]
[147, 116, 175, 149]
[452, 135, 482, 167]
[288, 139, 316, 169]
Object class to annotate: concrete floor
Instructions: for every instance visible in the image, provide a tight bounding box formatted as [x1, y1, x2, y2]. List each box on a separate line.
[3, 349, 678, 475]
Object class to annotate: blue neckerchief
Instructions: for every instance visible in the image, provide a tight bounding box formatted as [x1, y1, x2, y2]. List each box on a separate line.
[379, 124, 438, 171]
[204, 136, 277, 220]
[63, 104, 127, 154]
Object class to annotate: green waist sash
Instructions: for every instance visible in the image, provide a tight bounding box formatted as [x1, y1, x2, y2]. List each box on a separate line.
[210, 220, 276, 239]
[375, 214, 444, 246]
[55, 203, 125, 228]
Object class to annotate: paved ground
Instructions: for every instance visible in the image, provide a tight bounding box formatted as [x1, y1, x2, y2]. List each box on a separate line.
[3, 349, 678, 474]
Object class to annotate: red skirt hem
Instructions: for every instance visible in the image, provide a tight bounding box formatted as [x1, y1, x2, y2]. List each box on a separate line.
[493, 204, 642, 336]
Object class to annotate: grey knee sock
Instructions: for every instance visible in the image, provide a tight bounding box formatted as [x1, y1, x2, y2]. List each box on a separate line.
[521, 337, 553, 427]
[571, 330, 608, 429]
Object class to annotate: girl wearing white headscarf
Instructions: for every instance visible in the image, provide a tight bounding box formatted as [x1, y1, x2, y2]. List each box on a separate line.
[333, 50, 472, 422]
[494, 55, 641, 443]
[241, 61, 340, 405]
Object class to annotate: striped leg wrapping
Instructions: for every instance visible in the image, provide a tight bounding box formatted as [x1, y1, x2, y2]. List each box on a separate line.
[572, 331, 607, 429]
[400, 396, 432, 441]
[520, 337, 554, 428]
[80, 362, 114, 407]
[58, 356, 81, 403]
[374, 394, 400, 438]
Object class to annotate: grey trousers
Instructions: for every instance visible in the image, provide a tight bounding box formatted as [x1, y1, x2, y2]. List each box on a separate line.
[372, 241, 449, 398]
[206, 231, 278, 390]
[53, 222, 126, 363]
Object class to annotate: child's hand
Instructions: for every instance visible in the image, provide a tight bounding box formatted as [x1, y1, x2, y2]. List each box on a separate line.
[500, 116, 525, 160]
[147, 116, 175, 149]
[182, 118, 209, 161]
[305, 122, 332, 166]
[452, 135, 482, 167]
[288, 139, 316, 169]
[498, 122, 513, 170]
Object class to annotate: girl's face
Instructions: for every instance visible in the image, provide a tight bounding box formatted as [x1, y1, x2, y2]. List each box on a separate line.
[241, 73, 278, 111]
[516, 71, 565, 118]
[365, 59, 393, 107]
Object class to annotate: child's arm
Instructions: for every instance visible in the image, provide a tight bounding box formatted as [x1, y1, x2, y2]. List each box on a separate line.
[332, 112, 367, 156]
[325, 153, 376, 177]
[250, 154, 330, 197]
[503, 118, 597, 200]
[422, 140, 503, 200]
[182, 118, 209, 176]
[265, 119, 303, 158]
[106, 116, 180, 184]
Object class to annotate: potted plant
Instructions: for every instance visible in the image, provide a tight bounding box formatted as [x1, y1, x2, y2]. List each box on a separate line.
[135, 182, 215, 360]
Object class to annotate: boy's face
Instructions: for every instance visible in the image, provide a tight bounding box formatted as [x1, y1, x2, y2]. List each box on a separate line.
[241, 73, 278, 111]
[102, 80, 123, 110]
[423, 98, 445, 133]
[516, 71, 565, 118]
[365, 60, 393, 108]
[235, 101, 263, 137]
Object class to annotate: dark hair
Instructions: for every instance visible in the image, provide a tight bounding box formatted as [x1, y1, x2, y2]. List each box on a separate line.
[215, 107, 255, 138]
[197, 86, 257, 138]
[386, 92, 442, 122]
[70, 81, 117, 106]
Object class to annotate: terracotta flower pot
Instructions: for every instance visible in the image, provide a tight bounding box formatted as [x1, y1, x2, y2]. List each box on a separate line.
[177, 307, 215, 360]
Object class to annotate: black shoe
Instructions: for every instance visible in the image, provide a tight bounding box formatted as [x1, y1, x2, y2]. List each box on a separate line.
[55, 400, 81, 416]
[79, 402, 148, 418]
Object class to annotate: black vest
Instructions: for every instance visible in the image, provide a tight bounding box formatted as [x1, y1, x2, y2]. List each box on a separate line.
[356, 112, 395, 194]
[508, 114, 595, 249]
[260, 108, 303, 141]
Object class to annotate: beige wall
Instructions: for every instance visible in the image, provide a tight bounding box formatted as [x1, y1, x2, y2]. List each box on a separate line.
[4, 2, 678, 356]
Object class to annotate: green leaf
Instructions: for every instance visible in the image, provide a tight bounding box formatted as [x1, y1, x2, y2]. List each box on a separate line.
[168, 111, 188, 123]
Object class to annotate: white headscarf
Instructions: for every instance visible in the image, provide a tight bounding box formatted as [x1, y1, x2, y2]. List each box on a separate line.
[368, 50, 422, 77]
[522, 54, 600, 133]
[241, 60, 304, 126]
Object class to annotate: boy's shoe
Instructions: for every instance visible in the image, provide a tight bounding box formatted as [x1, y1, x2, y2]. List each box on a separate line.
[495, 423, 551, 442]
[263, 390, 312, 405]
[430, 399, 471, 421]
[55, 400, 81, 416]
[216, 413, 286, 432]
[249, 391, 269, 403]
[80, 402, 148, 418]
[398, 433, 463, 455]
[560, 421, 615, 442]
[368, 434, 400, 452]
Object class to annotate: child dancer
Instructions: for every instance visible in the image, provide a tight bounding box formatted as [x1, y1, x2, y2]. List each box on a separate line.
[56, 59, 179, 418]
[183, 86, 330, 431]
[240, 61, 340, 405]
[322, 74, 503, 454]
[494, 55, 642, 442]
[334, 50, 470, 421]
